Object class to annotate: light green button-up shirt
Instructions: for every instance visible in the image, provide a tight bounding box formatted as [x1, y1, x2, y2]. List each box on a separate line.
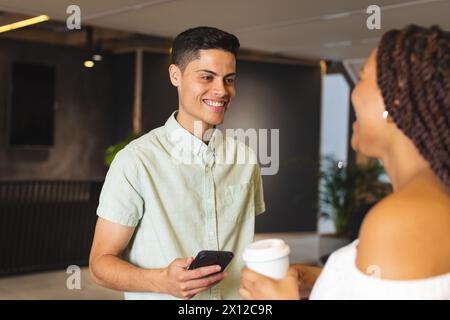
[97, 111, 265, 300]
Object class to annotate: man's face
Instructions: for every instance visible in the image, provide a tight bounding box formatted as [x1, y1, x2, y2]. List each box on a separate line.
[169, 49, 236, 127]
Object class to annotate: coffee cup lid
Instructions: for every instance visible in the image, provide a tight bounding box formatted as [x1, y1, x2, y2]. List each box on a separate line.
[243, 239, 290, 262]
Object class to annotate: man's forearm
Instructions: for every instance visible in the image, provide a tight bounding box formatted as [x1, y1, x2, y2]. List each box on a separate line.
[90, 254, 165, 293]
[291, 264, 322, 299]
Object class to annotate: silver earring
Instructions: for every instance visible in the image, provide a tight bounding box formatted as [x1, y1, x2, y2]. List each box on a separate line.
[382, 110, 389, 119]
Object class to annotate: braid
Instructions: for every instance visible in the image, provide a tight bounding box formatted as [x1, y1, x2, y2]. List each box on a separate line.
[376, 25, 450, 191]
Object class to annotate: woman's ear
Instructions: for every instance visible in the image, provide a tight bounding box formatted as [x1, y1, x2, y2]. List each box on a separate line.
[169, 64, 181, 87]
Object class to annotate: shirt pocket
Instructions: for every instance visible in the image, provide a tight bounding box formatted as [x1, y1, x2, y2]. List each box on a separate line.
[218, 182, 255, 224]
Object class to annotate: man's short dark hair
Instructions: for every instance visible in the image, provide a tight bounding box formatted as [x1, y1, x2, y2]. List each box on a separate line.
[170, 26, 240, 71]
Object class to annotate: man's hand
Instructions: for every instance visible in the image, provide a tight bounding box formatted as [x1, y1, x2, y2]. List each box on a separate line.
[160, 257, 228, 299]
[239, 267, 300, 300]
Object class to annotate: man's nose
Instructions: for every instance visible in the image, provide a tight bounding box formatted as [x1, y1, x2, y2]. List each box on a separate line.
[212, 79, 227, 97]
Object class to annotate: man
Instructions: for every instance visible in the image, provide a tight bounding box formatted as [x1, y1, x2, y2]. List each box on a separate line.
[89, 26, 265, 300]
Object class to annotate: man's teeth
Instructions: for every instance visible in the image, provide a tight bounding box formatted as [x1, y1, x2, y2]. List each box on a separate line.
[204, 100, 225, 107]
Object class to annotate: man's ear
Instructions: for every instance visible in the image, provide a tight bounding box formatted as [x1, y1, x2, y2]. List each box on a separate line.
[169, 64, 181, 87]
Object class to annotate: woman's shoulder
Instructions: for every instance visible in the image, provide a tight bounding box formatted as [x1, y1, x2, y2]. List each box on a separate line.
[368, 176, 450, 223]
[356, 178, 450, 280]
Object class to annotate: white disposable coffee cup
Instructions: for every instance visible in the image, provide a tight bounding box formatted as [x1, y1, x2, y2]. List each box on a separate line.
[242, 239, 290, 279]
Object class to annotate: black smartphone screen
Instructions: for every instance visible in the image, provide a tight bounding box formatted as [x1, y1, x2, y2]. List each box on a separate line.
[188, 250, 234, 272]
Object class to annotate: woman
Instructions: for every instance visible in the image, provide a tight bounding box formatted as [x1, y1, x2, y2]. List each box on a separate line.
[240, 25, 450, 300]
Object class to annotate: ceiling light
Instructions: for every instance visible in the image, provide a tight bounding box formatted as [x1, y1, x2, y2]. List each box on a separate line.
[92, 54, 103, 61]
[0, 15, 50, 33]
[83, 60, 95, 68]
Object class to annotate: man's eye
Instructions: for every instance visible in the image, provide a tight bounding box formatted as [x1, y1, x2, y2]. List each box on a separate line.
[225, 78, 235, 85]
[201, 76, 212, 80]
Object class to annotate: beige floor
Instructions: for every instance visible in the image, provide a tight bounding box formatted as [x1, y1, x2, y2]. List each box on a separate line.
[0, 267, 123, 300]
[0, 233, 348, 300]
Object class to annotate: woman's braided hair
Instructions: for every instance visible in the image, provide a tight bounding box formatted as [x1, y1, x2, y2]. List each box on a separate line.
[377, 25, 450, 191]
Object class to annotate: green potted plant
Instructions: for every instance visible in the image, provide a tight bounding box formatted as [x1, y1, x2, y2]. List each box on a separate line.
[319, 156, 391, 237]
[104, 132, 142, 167]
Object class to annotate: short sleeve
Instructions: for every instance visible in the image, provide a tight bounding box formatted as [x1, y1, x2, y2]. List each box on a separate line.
[254, 164, 266, 215]
[96, 148, 144, 227]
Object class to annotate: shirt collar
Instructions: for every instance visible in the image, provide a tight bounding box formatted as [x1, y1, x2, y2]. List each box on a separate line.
[164, 111, 222, 163]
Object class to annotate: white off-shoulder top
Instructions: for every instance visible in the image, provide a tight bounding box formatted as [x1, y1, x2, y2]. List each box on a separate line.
[310, 240, 450, 300]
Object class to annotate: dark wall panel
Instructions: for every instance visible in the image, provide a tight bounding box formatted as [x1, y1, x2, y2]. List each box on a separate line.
[0, 39, 115, 180]
[141, 52, 178, 131]
[111, 52, 135, 143]
[225, 60, 321, 232]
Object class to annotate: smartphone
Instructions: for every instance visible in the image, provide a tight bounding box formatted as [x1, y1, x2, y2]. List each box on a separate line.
[188, 250, 234, 273]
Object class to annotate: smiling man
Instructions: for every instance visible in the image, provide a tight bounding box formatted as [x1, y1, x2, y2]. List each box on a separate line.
[89, 27, 265, 300]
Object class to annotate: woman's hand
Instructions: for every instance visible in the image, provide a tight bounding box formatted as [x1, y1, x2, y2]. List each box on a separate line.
[239, 266, 300, 300]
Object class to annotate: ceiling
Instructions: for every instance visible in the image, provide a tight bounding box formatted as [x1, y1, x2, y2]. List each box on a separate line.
[0, 0, 448, 62]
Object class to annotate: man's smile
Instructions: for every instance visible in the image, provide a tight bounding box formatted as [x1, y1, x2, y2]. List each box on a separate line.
[202, 99, 228, 112]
